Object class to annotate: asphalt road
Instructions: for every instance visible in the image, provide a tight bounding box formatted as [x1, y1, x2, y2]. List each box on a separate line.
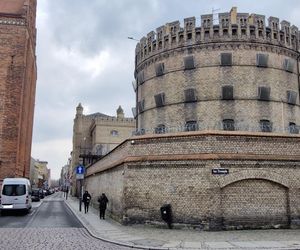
[0, 192, 130, 250]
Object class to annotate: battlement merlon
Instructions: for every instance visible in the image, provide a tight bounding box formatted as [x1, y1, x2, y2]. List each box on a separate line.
[135, 7, 300, 63]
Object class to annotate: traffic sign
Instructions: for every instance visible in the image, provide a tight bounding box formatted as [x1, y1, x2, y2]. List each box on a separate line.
[76, 165, 85, 174]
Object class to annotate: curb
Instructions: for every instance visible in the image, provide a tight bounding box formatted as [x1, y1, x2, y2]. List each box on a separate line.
[64, 197, 174, 250]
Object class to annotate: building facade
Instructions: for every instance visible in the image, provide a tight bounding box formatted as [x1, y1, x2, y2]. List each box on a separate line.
[83, 8, 300, 231]
[70, 104, 135, 195]
[134, 7, 300, 135]
[0, 0, 37, 183]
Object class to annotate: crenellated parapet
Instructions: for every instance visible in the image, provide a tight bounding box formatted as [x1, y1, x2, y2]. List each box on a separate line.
[135, 7, 300, 66]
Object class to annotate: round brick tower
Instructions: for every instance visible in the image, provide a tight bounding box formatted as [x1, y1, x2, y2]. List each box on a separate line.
[134, 7, 300, 135]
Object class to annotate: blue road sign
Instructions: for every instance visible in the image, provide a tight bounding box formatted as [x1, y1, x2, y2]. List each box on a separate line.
[76, 165, 85, 174]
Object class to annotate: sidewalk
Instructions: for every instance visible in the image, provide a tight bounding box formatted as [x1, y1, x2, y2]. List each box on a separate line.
[64, 195, 300, 250]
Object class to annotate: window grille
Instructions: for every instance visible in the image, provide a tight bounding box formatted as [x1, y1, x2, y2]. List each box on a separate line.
[287, 90, 297, 105]
[260, 120, 272, 132]
[222, 119, 235, 131]
[256, 54, 268, 67]
[154, 93, 165, 107]
[155, 63, 165, 76]
[221, 53, 232, 66]
[184, 55, 195, 70]
[155, 124, 166, 134]
[222, 85, 234, 100]
[258, 86, 270, 101]
[184, 88, 197, 102]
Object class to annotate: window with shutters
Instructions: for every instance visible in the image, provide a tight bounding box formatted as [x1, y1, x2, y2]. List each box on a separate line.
[221, 53, 232, 66]
[222, 85, 234, 100]
[260, 120, 272, 132]
[222, 119, 235, 131]
[138, 99, 145, 113]
[283, 59, 294, 73]
[185, 120, 198, 131]
[184, 55, 195, 70]
[256, 53, 268, 67]
[258, 86, 270, 101]
[184, 88, 197, 102]
[155, 62, 165, 76]
[287, 90, 297, 105]
[155, 124, 166, 134]
[154, 93, 165, 107]
[289, 122, 299, 134]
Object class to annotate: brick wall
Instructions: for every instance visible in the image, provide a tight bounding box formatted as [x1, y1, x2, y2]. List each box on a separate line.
[0, 0, 37, 181]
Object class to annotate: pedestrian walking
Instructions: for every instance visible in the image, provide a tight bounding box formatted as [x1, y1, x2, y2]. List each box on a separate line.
[98, 193, 108, 219]
[82, 190, 91, 213]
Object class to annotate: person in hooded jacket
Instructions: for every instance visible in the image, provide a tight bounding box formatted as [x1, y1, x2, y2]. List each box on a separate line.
[98, 193, 108, 219]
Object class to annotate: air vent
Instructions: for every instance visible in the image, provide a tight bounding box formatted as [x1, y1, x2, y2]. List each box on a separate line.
[184, 55, 195, 70]
[256, 54, 268, 67]
[184, 88, 197, 102]
[222, 85, 234, 100]
[154, 93, 165, 107]
[287, 90, 297, 105]
[155, 63, 165, 76]
[221, 53, 232, 66]
[258, 86, 270, 101]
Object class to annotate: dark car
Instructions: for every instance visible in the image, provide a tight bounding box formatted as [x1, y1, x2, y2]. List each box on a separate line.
[39, 189, 45, 199]
[31, 188, 41, 202]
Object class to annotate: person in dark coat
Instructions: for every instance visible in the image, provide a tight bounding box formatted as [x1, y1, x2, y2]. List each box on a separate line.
[82, 190, 92, 213]
[98, 193, 108, 219]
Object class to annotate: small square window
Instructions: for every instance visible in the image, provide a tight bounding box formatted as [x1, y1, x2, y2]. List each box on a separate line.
[154, 93, 165, 107]
[111, 130, 119, 136]
[221, 53, 232, 66]
[260, 120, 272, 132]
[137, 71, 145, 84]
[155, 63, 165, 76]
[256, 54, 268, 67]
[283, 59, 294, 73]
[184, 55, 195, 70]
[287, 90, 297, 105]
[184, 88, 197, 102]
[222, 119, 235, 131]
[258, 86, 270, 101]
[222, 85, 234, 100]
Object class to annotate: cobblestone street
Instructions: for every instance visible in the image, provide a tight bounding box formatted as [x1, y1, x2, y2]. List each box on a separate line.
[0, 227, 130, 250]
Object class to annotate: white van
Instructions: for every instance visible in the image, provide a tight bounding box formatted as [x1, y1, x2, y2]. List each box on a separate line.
[0, 178, 32, 212]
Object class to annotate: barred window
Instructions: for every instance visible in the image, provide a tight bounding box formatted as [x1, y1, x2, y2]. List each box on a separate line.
[260, 120, 272, 132]
[222, 85, 234, 100]
[184, 55, 195, 70]
[154, 93, 165, 107]
[287, 90, 297, 105]
[138, 99, 145, 113]
[283, 59, 294, 73]
[256, 53, 268, 67]
[289, 122, 299, 134]
[258, 86, 270, 101]
[184, 88, 197, 102]
[155, 62, 165, 76]
[220, 53, 232, 66]
[155, 124, 166, 134]
[222, 119, 235, 131]
[185, 120, 198, 131]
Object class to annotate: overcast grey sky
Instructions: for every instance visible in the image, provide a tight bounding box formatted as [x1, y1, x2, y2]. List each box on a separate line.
[32, 0, 300, 179]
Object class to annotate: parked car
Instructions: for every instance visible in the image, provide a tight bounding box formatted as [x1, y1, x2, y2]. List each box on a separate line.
[39, 189, 45, 199]
[31, 188, 40, 202]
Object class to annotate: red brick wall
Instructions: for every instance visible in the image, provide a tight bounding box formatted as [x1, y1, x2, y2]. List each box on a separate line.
[0, 0, 37, 181]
